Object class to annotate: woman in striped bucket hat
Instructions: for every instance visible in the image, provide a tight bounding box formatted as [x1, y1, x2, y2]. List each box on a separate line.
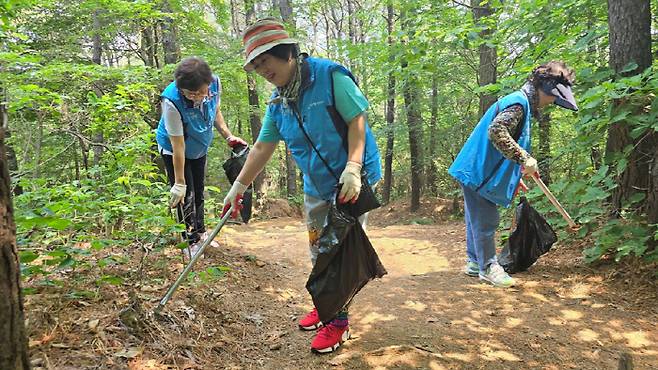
[222, 17, 383, 354]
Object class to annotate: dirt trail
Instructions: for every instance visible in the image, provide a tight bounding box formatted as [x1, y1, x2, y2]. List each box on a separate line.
[217, 218, 657, 369]
[26, 216, 657, 370]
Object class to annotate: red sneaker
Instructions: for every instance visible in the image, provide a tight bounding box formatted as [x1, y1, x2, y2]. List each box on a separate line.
[310, 322, 350, 354]
[298, 308, 323, 331]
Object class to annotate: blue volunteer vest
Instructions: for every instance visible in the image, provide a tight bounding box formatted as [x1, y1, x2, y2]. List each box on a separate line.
[267, 57, 382, 200]
[156, 76, 220, 159]
[448, 91, 531, 207]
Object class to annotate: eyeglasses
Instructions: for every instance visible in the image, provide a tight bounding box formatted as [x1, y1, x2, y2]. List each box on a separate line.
[180, 86, 210, 100]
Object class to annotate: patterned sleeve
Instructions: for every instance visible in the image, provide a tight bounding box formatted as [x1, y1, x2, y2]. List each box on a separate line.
[487, 104, 529, 164]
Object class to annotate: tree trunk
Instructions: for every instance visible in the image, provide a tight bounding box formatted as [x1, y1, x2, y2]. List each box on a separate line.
[33, 113, 43, 178]
[471, 0, 497, 117]
[274, 0, 293, 23]
[285, 145, 297, 197]
[401, 9, 423, 212]
[381, 1, 395, 204]
[91, 10, 103, 65]
[272, 0, 298, 197]
[153, 25, 161, 68]
[426, 72, 439, 195]
[90, 28, 104, 169]
[1, 87, 21, 196]
[537, 111, 551, 185]
[605, 0, 653, 217]
[140, 25, 156, 67]
[243, 0, 267, 198]
[247, 74, 265, 198]
[0, 127, 31, 370]
[160, 0, 180, 65]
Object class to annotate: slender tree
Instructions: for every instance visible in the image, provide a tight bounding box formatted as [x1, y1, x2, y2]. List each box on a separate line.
[400, 6, 424, 211]
[381, 0, 396, 204]
[274, 0, 298, 198]
[537, 111, 551, 185]
[160, 0, 180, 65]
[471, 0, 497, 117]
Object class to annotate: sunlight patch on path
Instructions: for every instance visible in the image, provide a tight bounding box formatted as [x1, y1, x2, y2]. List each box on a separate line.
[623, 331, 653, 348]
[403, 300, 427, 312]
[371, 237, 450, 276]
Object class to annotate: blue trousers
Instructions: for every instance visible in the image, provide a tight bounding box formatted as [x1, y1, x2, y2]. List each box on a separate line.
[462, 185, 500, 273]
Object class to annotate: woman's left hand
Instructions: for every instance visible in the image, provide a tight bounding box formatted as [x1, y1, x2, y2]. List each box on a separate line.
[338, 161, 362, 203]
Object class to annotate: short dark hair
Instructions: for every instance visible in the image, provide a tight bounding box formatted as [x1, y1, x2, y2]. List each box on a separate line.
[174, 57, 213, 91]
[263, 43, 299, 61]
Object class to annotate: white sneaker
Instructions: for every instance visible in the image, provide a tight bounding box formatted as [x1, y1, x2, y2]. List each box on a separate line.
[182, 242, 203, 261]
[479, 263, 516, 288]
[200, 231, 219, 248]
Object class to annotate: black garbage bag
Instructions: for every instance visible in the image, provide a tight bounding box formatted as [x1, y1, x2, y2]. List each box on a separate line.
[499, 196, 557, 274]
[306, 196, 387, 323]
[222, 144, 253, 223]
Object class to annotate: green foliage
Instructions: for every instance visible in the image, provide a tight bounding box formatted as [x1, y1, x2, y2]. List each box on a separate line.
[188, 265, 230, 284]
[2, 0, 656, 294]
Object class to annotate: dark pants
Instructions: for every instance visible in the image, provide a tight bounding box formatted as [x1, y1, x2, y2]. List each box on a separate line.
[162, 153, 207, 244]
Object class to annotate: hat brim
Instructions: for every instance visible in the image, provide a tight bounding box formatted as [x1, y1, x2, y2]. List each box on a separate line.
[552, 83, 578, 111]
[243, 38, 298, 72]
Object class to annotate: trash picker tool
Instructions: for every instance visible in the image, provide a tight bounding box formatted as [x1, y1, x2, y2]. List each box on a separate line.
[170, 203, 193, 262]
[530, 172, 580, 231]
[154, 206, 234, 313]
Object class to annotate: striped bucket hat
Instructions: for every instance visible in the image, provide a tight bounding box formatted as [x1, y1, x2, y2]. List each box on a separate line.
[242, 18, 297, 72]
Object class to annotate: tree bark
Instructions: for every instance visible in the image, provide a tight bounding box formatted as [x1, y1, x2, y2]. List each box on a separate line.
[160, 0, 180, 65]
[381, 1, 395, 204]
[247, 74, 265, 198]
[605, 0, 654, 218]
[426, 72, 439, 195]
[140, 25, 156, 67]
[243, 0, 268, 198]
[401, 8, 423, 212]
[33, 113, 43, 178]
[537, 111, 551, 185]
[91, 10, 103, 65]
[90, 27, 104, 169]
[471, 0, 497, 117]
[274, 0, 293, 22]
[285, 146, 297, 197]
[1, 87, 21, 196]
[273, 0, 298, 197]
[0, 127, 31, 370]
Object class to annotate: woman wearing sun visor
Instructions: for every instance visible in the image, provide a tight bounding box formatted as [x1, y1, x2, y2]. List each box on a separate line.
[448, 61, 578, 288]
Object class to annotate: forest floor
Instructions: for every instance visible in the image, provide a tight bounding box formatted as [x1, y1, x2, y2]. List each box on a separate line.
[24, 197, 658, 370]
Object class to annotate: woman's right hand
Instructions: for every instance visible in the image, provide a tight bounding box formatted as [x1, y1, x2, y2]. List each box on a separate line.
[222, 181, 248, 218]
[169, 183, 187, 208]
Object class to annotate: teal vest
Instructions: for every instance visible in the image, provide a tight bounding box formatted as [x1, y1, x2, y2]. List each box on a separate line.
[156, 76, 220, 159]
[448, 91, 531, 207]
[267, 57, 382, 200]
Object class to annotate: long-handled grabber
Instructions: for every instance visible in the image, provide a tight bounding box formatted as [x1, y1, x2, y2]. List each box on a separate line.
[530, 172, 580, 231]
[154, 206, 234, 314]
[170, 203, 193, 262]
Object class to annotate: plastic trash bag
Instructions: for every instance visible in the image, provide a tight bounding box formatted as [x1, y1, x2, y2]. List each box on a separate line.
[222, 144, 253, 223]
[499, 196, 557, 274]
[306, 196, 387, 323]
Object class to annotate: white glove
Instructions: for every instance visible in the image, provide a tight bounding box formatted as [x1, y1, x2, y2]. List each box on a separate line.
[169, 183, 186, 208]
[222, 181, 248, 217]
[338, 161, 362, 203]
[522, 156, 538, 175]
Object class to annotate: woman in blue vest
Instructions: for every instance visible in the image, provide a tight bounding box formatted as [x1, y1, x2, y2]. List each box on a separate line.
[448, 61, 578, 288]
[222, 18, 382, 354]
[156, 57, 246, 258]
